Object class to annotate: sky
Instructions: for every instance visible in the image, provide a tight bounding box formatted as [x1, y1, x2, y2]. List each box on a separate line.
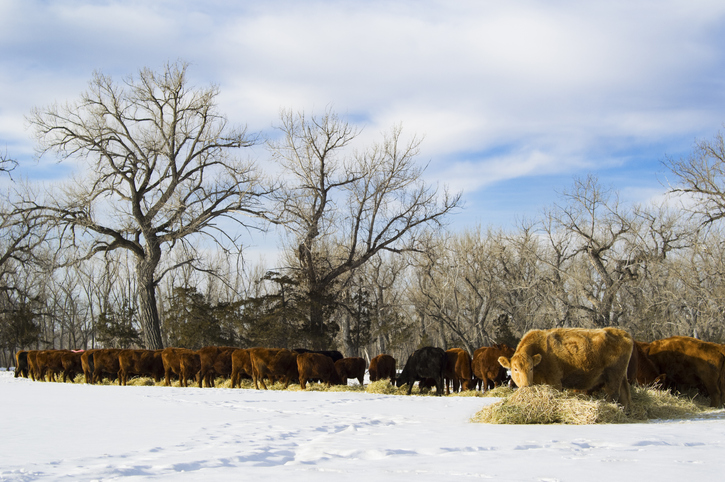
[1, 0, 725, 238]
[2, 371, 725, 480]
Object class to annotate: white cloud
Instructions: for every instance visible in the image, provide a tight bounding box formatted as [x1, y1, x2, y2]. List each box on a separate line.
[1, 0, 724, 222]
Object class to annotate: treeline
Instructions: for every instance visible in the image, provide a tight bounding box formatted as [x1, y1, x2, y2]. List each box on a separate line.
[1, 62, 725, 366]
[2, 182, 723, 366]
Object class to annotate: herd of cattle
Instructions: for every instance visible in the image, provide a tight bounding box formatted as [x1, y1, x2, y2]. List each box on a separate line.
[11, 328, 725, 409]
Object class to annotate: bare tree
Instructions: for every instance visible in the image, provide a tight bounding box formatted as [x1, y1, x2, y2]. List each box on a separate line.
[26, 61, 270, 349]
[544, 175, 685, 327]
[269, 109, 461, 348]
[665, 130, 725, 226]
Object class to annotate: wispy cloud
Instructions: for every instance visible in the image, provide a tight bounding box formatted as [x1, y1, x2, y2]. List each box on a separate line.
[1, 0, 724, 227]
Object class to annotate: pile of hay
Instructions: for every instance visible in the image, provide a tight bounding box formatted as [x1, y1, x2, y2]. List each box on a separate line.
[471, 385, 712, 425]
[365, 380, 407, 395]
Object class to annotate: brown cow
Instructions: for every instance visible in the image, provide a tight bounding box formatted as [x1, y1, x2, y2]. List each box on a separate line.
[368, 354, 396, 383]
[444, 348, 473, 394]
[179, 350, 202, 387]
[335, 357, 366, 386]
[298, 352, 341, 390]
[627, 341, 664, 386]
[60, 351, 83, 382]
[198, 346, 237, 387]
[118, 349, 165, 385]
[27, 350, 39, 381]
[250, 348, 299, 389]
[36, 350, 62, 381]
[230, 349, 253, 388]
[162, 347, 200, 386]
[645, 336, 725, 408]
[498, 327, 633, 409]
[81, 349, 98, 384]
[92, 348, 121, 384]
[472, 344, 515, 391]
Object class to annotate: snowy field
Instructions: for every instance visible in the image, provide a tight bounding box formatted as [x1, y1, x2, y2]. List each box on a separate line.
[2, 370, 725, 481]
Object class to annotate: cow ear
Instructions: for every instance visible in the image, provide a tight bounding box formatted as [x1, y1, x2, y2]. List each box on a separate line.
[532, 354, 542, 367]
[498, 356, 511, 369]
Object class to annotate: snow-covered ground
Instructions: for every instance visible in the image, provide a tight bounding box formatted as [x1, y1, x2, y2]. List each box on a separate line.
[2, 370, 725, 481]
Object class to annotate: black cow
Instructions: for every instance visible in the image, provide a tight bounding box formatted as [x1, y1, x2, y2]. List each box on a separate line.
[14, 350, 29, 378]
[396, 346, 447, 396]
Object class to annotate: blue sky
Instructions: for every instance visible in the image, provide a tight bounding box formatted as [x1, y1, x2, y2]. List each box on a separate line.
[2, 0, 725, 237]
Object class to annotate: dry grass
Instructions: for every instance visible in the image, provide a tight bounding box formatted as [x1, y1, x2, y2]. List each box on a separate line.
[448, 389, 485, 398]
[482, 386, 515, 398]
[471, 384, 712, 425]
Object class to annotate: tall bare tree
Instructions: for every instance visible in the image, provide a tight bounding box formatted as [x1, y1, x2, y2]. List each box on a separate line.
[26, 62, 270, 349]
[269, 109, 461, 348]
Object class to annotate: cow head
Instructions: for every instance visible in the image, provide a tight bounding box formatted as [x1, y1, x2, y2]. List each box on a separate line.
[497, 353, 541, 388]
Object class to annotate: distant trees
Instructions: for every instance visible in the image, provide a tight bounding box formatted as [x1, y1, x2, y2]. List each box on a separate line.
[164, 286, 240, 349]
[26, 61, 270, 349]
[542, 175, 688, 328]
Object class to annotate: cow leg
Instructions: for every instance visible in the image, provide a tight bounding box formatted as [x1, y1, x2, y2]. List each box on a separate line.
[703, 379, 722, 408]
[300, 377, 307, 390]
[436, 377, 444, 396]
[256, 372, 269, 390]
[619, 377, 632, 410]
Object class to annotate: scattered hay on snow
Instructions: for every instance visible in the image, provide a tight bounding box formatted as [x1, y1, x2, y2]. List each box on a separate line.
[471, 385, 712, 425]
[125, 377, 156, 387]
[365, 380, 406, 395]
[482, 386, 514, 398]
[448, 389, 484, 398]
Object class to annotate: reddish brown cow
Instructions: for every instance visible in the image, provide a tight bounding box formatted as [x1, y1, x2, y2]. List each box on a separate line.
[27, 350, 39, 381]
[92, 348, 121, 384]
[81, 349, 98, 384]
[36, 350, 63, 382]
[230, 349, 253, 388]
[368, 354, 396, 383]
[627, 341, 664, 386]
[444, 348, 473, 394]
[198, 346, 237, 387]
[162, 347, 201, 386]
[37, 349, 80, 382]
[249, 348, 299, 390]
[472, 344, 515, 391]
[298, 352, 341, 390]
[118, 349, 165, 385]
[335, 357, 366, 385]
[60, 351, 83, 382]
[180, 350, 202, 387]
[645, 336, 725, 407]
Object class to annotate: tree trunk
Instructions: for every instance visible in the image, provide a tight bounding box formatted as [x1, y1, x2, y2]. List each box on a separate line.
[308, 297, 326, 350]
[341, 313, 354, 357]
[136, 258, 164, 350]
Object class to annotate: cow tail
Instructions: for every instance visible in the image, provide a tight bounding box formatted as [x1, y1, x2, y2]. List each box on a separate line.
[88, 352, 95, 383]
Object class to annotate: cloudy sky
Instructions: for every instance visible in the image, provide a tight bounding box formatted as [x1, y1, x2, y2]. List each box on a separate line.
[2, 0, 725, 234]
